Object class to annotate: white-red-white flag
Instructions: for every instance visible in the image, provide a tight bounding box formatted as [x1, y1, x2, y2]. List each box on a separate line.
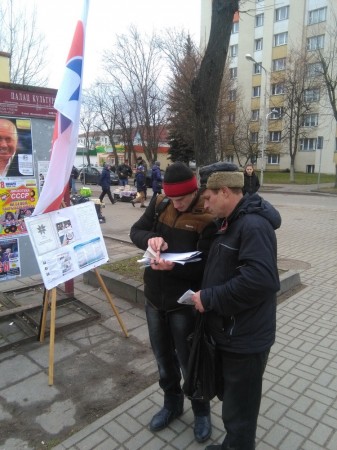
[33, 0, 89, 216]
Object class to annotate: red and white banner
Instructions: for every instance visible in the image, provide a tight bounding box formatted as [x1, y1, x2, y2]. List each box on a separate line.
[33, 0, 89, 216]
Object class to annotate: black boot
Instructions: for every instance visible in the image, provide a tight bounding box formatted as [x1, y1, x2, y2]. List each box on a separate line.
[194, 414, 212, 443]
[149, 406, 183, 431]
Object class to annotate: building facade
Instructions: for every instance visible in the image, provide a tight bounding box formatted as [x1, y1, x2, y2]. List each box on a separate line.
[201, 0, 337, 174]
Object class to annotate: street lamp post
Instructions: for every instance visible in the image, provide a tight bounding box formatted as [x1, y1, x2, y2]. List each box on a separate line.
[245, 53, 268, 187]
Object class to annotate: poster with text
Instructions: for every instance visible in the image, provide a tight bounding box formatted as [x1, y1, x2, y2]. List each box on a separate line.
[0, 179, 38, 235]
[25, 202, 109, 289]
[37, 161, 50, 191]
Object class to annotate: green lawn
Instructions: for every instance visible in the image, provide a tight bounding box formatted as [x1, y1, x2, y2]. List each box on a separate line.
[261, 171, 336, 185]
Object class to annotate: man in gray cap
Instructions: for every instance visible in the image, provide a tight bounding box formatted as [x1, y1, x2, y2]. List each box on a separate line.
[192, 162, 281, 450]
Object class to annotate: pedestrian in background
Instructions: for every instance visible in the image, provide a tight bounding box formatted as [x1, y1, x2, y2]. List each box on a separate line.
[131, 165, 146, 208]
[117, 159, 133, 186]
[151, 160, 162, 199]
[130, 162, 217, 444]
[69, 166, 79, 194]
[243, 163, 260, 195]
[99, 164, 115, 205]
[192, 162, 281, 450]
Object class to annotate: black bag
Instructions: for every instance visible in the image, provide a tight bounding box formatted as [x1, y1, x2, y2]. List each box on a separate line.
[183, 313, 219, 402]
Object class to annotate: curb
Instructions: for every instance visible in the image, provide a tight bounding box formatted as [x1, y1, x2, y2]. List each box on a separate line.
[83, 267, 301, 305]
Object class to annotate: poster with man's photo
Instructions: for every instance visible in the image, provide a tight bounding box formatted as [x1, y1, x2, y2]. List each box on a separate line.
[0, 117, 33, 177]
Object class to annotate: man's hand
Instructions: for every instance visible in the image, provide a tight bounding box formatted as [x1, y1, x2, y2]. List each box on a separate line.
[192, 291, 205, 313]
[148, 237, 168, 261]
[150, 258, 175, 271]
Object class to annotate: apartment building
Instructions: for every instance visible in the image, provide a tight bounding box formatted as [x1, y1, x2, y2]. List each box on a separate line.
[201, 0, 337, 174]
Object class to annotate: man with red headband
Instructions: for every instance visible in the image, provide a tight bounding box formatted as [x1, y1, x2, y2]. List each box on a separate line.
[130, 162, 216, 443]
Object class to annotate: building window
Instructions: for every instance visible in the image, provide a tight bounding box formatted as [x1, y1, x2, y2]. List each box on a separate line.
[308, 7, 327, 25]
[267, 154, 280, 164]
[304, 88, 320, 102]
[272, 58, 286, 71]
[270, 108, 283, 119]
[307, 62, 322, 77]
[252, 86, 261, 97]
[275, 6, 289, 21]
[230, 67, 238, 79]
[250, 132, 259, 143]
[301, 113, 319, 127]
[228, 113, 235, 123]
[271, 83, 285, 95]
[251, 109, 260, 121]
[228, 89, 237, 101]
[255, 13, 264, 27]
[255, 38, 263, 51]
[232, 21, 239, 34]
[253, 63, 262, 74]
[299, 138, 317, 151]
[307, 35, 325, 51]
[274, 32, 288, 47]
[230, 44, 238, 57]
[269, 131, 281, 142]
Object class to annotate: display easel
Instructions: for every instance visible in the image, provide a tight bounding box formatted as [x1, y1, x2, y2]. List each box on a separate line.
[39, 272, 129, 385]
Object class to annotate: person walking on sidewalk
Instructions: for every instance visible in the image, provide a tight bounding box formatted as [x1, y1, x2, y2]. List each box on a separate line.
[151, 160, 163, 199]
[243, 163, 260, 195]
[117, 159, 132, 186]
[192, 162, 281, 450]
[131, 165, 147, 208]
[130, 162, 217, 444]
[99, 164, 115, 205]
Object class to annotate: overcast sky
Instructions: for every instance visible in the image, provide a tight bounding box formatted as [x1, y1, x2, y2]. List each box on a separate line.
[31, 0, 201, 89]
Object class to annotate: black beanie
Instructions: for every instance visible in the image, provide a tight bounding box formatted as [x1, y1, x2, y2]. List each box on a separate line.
[163, 162, 198, 197]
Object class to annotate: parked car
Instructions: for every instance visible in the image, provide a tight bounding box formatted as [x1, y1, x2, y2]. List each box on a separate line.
[79, 166, 119, 185]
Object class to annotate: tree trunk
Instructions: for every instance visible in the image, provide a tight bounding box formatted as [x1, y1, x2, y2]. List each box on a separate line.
[192, 0, 239, 167]
[335, 164, 337, 188]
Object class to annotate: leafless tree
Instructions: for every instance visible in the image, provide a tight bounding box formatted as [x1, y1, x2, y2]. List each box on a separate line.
[192, 0, 240, 166]
[0, 0, 48, 85]
[280, 48, 320, 181]
[227, 105, 259, 167]
[315, 7, 337, 186]
[88, 84, 121, 165]
[102, 26, 167, 165]
[80, 92, 100, 166]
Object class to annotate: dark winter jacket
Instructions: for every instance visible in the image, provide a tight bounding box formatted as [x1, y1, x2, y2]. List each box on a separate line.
[243, 172, 260, 195]
[99, 166, 111, 189]
[135, 170, 146, 192]
[117, 163, 132, 180]
[151, 165, 162, 193]
[200, 193, 281, 353]
[130, 193, 217, 311]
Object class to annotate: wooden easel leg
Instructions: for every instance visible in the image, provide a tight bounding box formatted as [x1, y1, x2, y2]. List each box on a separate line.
[94, 268, 129, 338]
[39, 289, 50, 343]
[48, 288, 57, 386]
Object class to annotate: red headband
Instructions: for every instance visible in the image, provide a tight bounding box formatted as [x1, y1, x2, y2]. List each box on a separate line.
[163, 177, 198, 197]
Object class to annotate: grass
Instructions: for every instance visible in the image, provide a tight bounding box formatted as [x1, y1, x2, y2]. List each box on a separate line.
[101, 256, 144, 283]
[261, 171, 336, 185]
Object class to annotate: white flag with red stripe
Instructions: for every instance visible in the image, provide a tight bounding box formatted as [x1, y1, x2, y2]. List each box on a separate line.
[33, 0, 89, 216]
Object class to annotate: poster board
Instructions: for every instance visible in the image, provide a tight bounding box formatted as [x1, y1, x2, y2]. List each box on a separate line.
[25, 202, 109, 290]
